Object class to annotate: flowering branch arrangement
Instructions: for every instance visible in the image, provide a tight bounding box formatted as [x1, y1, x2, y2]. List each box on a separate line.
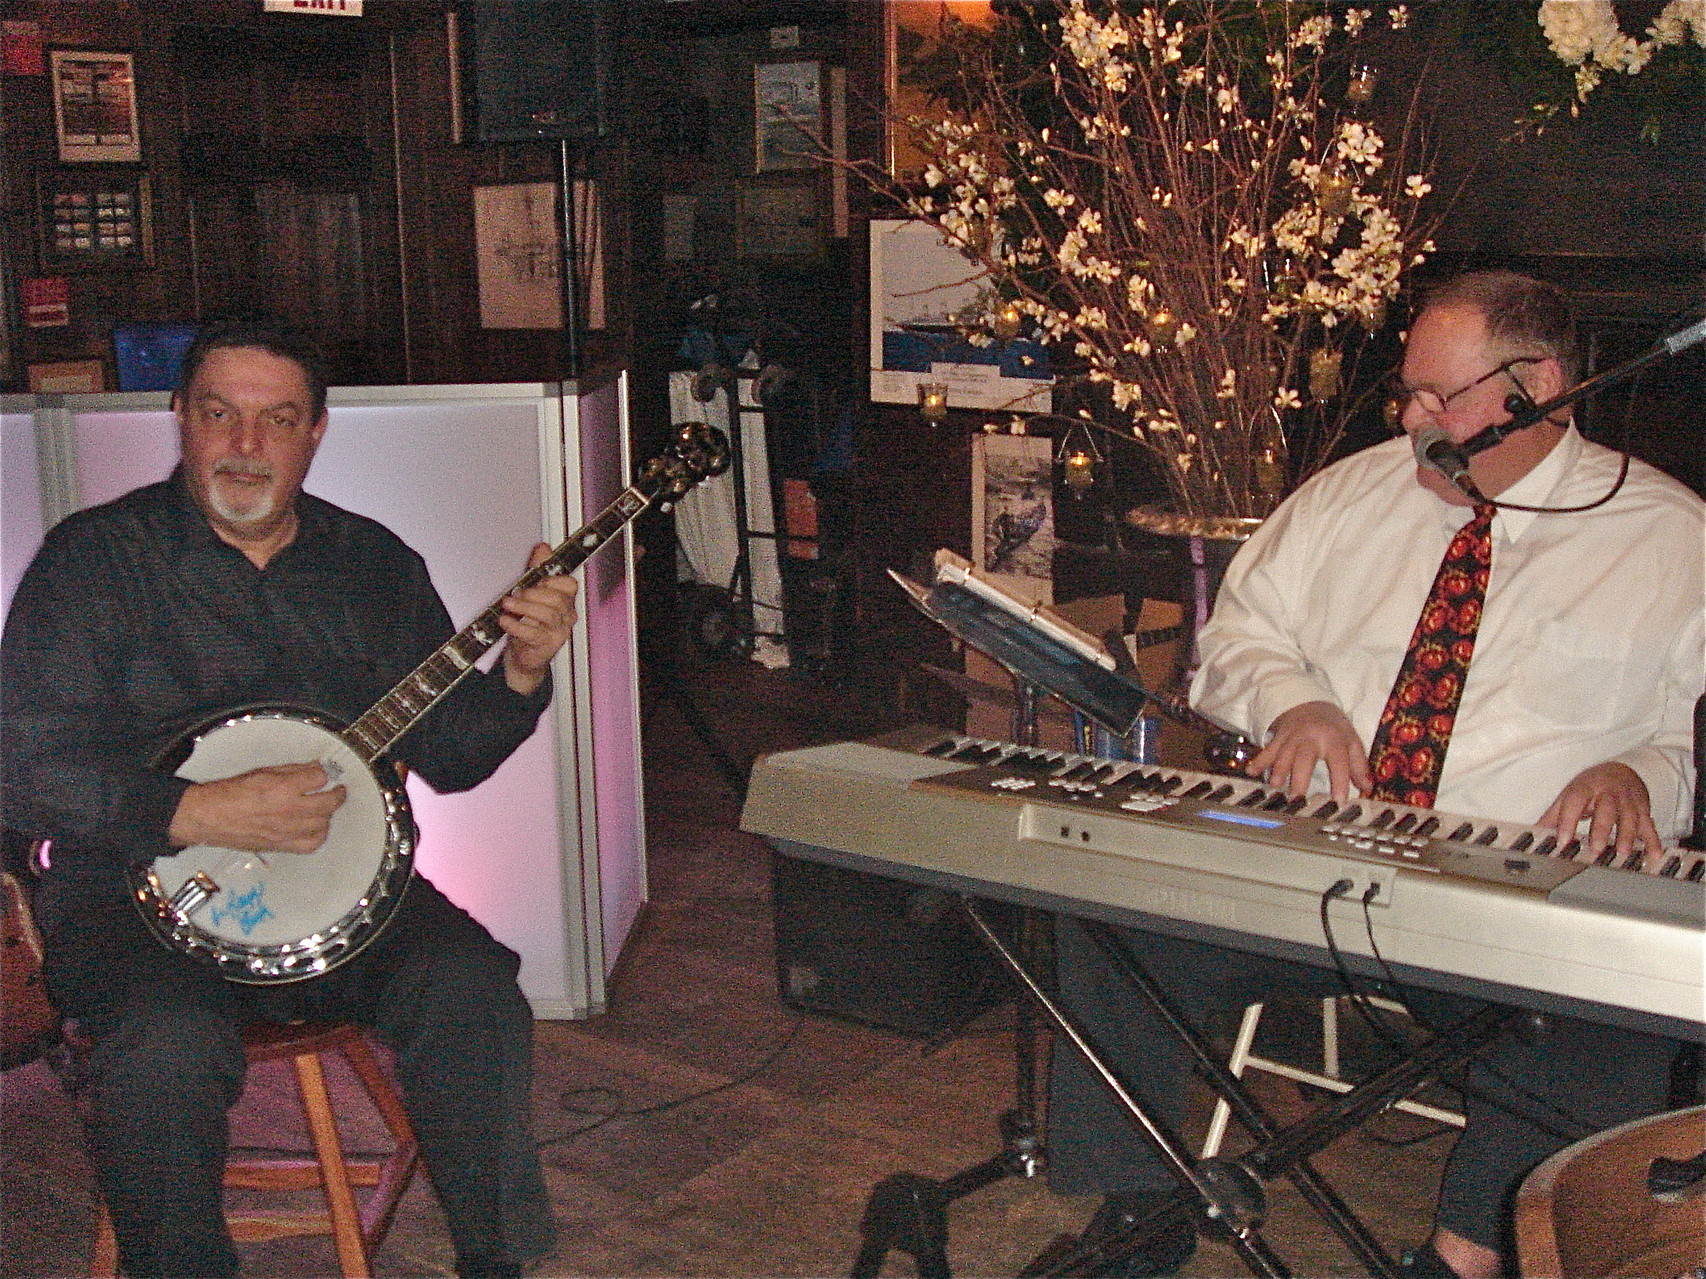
[1531, 0, 1705, 134]
[867, 0, 1445, 519]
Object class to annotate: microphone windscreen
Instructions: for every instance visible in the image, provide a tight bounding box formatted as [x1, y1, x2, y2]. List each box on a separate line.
[1411, 424, 1454, 468]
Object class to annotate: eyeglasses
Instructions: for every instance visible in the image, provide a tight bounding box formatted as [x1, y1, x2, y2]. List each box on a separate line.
[1382, 357, 1545, 430]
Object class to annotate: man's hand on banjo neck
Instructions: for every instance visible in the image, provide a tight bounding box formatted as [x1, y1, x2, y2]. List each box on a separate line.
[168, 762, 347, 855]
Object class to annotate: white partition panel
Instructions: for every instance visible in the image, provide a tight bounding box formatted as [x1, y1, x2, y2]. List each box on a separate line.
[574, 373, 646, 976]
[1, 398, 44, 619]
[5, 383, 641, 1018]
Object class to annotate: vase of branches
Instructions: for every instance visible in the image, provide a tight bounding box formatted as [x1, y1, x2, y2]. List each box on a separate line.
[858, 0, 1457, 722]
[863, 0, 1447, 523]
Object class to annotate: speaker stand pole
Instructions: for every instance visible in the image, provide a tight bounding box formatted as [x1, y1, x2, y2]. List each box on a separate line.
[556, 139, 583, 381]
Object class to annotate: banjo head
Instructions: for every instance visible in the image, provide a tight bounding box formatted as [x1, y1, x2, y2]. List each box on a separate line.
[135, 707, 415, 984]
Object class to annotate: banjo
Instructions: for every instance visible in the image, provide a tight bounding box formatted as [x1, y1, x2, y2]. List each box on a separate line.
[131, 422, 729, 985]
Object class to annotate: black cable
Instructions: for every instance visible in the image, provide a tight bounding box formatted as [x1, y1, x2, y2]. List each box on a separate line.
[1317, 880, 1417, 1059]
[533, 1014, 806, 1150]
[1487, 449, 1631, 515]
[1313, 879, 1590, 1144]
[1351, 889, 1596, 1144]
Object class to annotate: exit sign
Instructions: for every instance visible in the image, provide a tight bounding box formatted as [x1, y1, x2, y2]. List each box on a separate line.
[262, 0, 363, 15]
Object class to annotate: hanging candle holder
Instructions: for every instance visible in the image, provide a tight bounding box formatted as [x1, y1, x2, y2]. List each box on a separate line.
[1055, 422, 1105, 498]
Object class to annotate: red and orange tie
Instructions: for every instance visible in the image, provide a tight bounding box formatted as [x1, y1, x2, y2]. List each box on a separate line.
[1366, 504, 1496, 809]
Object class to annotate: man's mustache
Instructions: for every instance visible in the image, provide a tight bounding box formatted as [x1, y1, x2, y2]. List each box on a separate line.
[213, 459, 274, 479]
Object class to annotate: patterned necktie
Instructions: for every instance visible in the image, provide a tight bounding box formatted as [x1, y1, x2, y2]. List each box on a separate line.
[1366, 503, 1496, 808]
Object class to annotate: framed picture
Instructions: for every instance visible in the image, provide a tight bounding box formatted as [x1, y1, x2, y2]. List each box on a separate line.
[473, 181, 562, 330]
[37, 168, 152, 270]
[27, 359, 106, 394]
[971, 432, 1054, 589]
[884, 0, 997, 181]
[737, 179, 822, 258]
[754, 60, 821, 173]
[49, 50, 141, 163]
[868, 217, 1051, 412]
[471, 180, 604, 331]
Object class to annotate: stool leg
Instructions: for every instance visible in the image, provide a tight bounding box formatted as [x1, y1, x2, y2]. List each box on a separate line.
[1200, 1002, 1265, 1158]
[1323, 998, 1342, 1080]
[292, 1051, 371, 1279]
[337, 1035, 420, 1250]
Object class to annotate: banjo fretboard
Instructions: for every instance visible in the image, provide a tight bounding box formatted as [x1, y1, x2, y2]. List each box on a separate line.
[343, 484, 653, 762]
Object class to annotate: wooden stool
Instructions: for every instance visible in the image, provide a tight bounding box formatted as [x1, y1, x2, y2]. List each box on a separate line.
[89, 1020, 420, 1279]
[1200, 997, 1466, 1157]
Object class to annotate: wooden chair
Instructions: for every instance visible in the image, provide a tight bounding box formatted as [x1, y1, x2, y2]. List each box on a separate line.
[86, 1019, 421, 1279]
[1515, 1105, 1706, 1279]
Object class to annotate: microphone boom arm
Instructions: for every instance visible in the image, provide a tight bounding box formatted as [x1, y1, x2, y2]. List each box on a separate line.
[1460, 316, 1706, 459]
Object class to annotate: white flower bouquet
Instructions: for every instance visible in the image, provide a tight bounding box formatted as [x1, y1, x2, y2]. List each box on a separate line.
[871, 0, 1444, 519]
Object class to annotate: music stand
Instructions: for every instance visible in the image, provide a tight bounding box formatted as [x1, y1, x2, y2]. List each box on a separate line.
[889, 553, 1149, 741]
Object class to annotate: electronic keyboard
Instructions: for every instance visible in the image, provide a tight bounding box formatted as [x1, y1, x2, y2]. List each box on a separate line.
[741, 729, 1706, 1040]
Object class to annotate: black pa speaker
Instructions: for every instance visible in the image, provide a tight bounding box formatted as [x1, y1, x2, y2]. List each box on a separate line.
[770, 845, 1012, 1039]
[462, 0, 610, 143]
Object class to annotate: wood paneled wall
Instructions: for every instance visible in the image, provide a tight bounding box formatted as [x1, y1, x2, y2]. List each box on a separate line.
[2, 0, 629, 392]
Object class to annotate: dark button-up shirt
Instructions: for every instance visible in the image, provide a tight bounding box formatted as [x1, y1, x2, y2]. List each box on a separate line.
[1, 470, 550, 895]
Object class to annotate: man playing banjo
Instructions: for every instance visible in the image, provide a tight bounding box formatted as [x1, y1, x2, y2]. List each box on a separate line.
[1, 320, 579, 1279]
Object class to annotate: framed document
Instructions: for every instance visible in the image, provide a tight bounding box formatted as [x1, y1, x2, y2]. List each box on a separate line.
[50, 51, 141, 163]
[37, 168, 152, 270]
[754, 60, 821, 173]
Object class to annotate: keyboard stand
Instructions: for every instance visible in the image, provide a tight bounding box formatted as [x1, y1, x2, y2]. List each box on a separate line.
[850, 906, 1050, 1279]
[980, 906, 1521, 1278]
[850, 897, 1521, 1279]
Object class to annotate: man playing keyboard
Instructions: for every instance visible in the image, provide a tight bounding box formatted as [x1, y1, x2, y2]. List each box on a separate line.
[1048, 271, 1705, 1278]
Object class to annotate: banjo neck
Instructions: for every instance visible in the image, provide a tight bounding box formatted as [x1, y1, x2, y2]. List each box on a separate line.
[342, 481, 656, 763]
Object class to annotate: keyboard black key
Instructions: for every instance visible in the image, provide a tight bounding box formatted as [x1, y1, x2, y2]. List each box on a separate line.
[1392, 813, 1417, 833]
[1415, 815, 1440, 837]
[1181, 781, 1213, 799]
[1509, 832, 1533, 852]
[1311, 800, 1339, 819]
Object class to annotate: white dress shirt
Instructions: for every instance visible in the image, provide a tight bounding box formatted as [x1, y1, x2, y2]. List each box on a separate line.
[1190, 427, 1705, 837]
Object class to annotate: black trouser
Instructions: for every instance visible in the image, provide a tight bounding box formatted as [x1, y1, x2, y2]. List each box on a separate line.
[1047, 919, 1676, 1257]
[39, 875, 555, 1279]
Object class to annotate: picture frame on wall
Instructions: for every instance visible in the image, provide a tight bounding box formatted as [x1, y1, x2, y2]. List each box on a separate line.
[754, 60, 821, 173]
[471, 180, 605, 331]
[736, 179, 822, 259]
[868, 217, 1052, 412]
[884, 0, 996, 181]
[472, 181, 563, 330]
[27, 359, 106, 394]
[49, 50, 141, 163]
[37, 167, 153, 270]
